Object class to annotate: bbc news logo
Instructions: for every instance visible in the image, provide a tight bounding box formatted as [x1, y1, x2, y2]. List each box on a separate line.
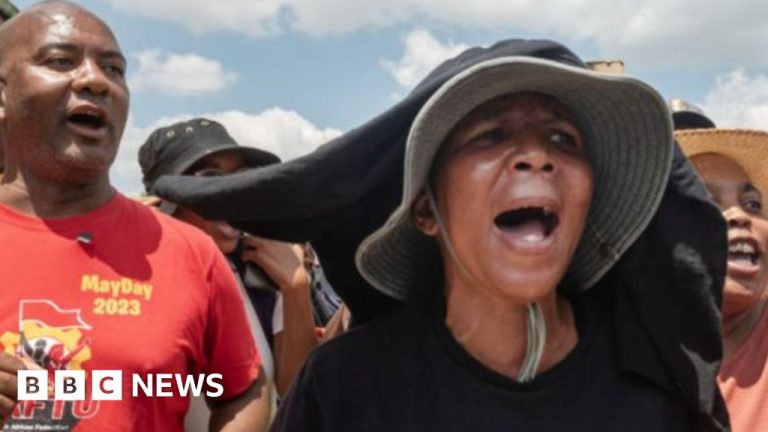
[18, 370, 224, 401]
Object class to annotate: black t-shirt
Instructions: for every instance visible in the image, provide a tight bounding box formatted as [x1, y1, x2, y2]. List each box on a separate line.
[272, 291, 698, 431]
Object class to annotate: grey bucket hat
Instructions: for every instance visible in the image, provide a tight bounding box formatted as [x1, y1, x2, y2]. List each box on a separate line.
[356, 56, 674, 301]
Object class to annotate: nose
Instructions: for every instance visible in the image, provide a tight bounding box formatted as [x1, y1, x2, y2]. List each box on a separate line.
[509, 135, 555, 173]
[725, 206, 752, 230]
[71, 59, 109, 96]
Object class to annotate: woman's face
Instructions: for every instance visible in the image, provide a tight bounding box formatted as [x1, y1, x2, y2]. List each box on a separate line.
[416, 92, 594, 303]
[691, 153, 768, 319]
[173, 150, 247, 254]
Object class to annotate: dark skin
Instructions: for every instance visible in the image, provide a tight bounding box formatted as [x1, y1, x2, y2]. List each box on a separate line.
[691, 154, 768, 358]
[0, 3, 268, 430]
[0, 1, 127, 217]
[0, 354, 23, 429]
[413, 92, 593, 379]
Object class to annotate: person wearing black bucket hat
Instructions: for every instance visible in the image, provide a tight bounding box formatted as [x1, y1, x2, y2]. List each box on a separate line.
[140, 118, 280, 226]
[156, 40, 728, 431]
[140, 118, 280, 195]
[139, 118, 320, 400]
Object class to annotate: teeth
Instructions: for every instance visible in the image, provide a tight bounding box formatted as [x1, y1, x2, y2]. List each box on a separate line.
[70, 109, 102, 120]
[729, 241, 756, 255]
[522, 231, 546, 243]
[729, 253, 757, 266]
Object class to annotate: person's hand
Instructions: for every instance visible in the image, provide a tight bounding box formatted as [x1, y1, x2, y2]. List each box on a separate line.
[241, 235, 310, 293]
[0, 353, 25, 428]
[134, 195, 162, 208]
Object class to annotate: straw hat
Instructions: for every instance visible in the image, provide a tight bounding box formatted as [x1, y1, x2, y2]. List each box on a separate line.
[356, 56, 674, 300]
[676, 129, 768, 199]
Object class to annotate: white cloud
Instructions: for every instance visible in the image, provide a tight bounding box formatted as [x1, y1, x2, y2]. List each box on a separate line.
[104, 0, 286, 38]
[111, 109, 341, 196]
[129, 49, 237, 96]
[104, 0, 768, 68]
[701, 69, 768, 129]
[381, 30, 469, 88]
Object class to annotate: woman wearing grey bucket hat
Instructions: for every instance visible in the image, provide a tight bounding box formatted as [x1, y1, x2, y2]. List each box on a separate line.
[271, 40, 728, 431]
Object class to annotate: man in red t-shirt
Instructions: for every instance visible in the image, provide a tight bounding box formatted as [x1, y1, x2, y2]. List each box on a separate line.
[0, 2, 268, 430]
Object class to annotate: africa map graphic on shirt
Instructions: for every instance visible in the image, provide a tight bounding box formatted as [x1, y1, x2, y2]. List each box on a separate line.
[1, 300, 99, 431]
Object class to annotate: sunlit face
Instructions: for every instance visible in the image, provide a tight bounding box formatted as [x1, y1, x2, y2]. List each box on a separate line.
[414, 92, 594, 303]
[691, 153, 768, 319]
[0, 4, 128, 182]
[173, 150, 247, 254]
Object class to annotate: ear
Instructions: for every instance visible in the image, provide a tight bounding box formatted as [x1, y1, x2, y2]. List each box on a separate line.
[411, 191, 440, 237]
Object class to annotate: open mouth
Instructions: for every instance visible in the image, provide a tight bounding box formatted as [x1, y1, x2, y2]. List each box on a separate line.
[494, 206, 559, 243]
[67, 108, 107, 131]
[728, 237, 761, 267]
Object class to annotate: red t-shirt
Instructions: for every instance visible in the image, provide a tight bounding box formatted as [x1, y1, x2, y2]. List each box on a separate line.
[0, 193, 260, 431]
[718, 306, 768, 432]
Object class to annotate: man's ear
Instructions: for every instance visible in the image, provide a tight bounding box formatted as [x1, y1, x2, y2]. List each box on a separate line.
[411, 191, 440, 237]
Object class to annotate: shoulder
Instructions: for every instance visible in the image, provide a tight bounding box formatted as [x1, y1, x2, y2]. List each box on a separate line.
[119, 194, 222, 269]
[305, 301, 428, 378]
[276, 303, 428, 429]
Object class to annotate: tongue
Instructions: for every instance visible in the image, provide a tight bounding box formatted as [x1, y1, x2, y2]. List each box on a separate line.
[728, 254, 755, 266]
[504, 219, 547, 243]
[68, 118, 99, 129]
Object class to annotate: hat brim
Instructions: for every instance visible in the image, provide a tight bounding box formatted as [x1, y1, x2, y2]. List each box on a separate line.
[672, 112, 716, 130]
[357, 56, 674, 300]
[676, 129, 768, 201]
[171, 145, 281, 178]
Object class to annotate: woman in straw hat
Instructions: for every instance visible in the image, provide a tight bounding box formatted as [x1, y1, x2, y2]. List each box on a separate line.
[678, 129, 768, 432]
[265, 40, 729, 431]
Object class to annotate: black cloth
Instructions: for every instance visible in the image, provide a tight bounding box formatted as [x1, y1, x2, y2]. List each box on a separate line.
[154, 39, 585, 324]
[155, 39, 728, 427]
[272, 290, 712, 431]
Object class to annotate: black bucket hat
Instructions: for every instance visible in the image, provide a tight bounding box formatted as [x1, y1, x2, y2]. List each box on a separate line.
[139, 117, 280, 193]
[668, 98, 716, 131]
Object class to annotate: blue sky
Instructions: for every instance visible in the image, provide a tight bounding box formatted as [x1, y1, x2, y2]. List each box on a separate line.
[14, 0, 768, 195]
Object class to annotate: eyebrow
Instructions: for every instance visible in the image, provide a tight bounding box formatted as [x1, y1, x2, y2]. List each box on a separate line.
[704, 181, 763, 201]
[743, 183, 762, 196]
[37, 42, 126, 64]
